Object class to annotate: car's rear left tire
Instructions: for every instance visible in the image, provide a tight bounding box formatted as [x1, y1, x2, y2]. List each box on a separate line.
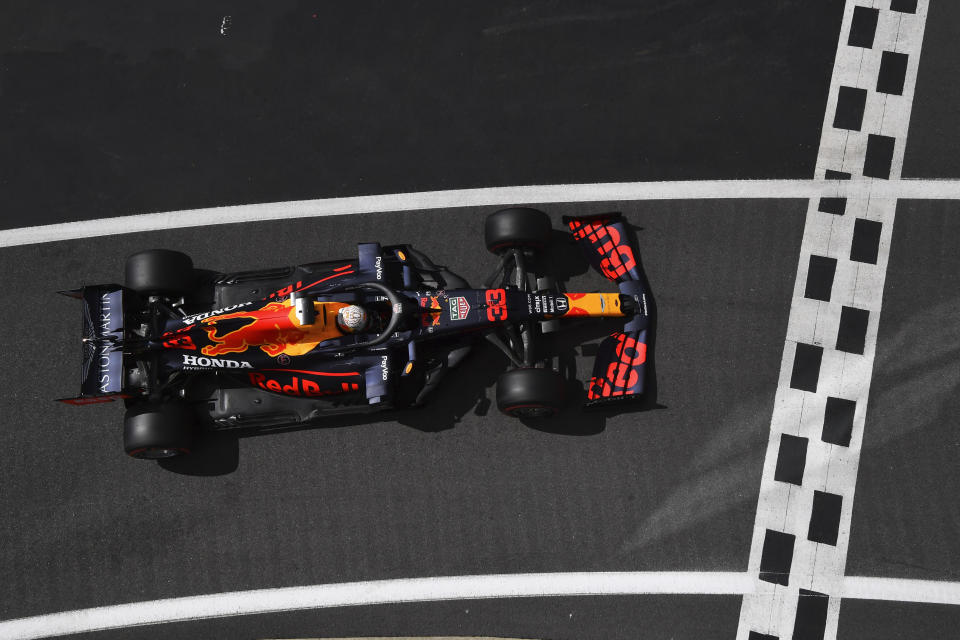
[496, 367, 565, 418]
[125, 249, 195, 295]
[484, 208, 552, 254]
[123, 402, 195, 459]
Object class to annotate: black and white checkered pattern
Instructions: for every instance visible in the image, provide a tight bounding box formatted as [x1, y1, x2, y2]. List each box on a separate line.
[738, 2, 929, 639]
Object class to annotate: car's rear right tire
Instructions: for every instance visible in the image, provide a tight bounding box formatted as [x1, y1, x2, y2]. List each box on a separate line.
[496, 367, 565, 418]
[125, 249, 195, 295]
[123, 402, 195, 459]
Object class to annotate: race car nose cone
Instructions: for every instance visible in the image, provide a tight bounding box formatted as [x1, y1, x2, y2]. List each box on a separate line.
[336, 305, 369, 333]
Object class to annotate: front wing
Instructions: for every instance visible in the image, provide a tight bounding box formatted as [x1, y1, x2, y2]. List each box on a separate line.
[565, 213, 652, 407]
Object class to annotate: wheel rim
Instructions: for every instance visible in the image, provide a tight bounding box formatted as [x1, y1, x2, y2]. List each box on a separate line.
[488, 241, 544, 253]
[130, 447, 187, 460]
[506, 405, 557, 419]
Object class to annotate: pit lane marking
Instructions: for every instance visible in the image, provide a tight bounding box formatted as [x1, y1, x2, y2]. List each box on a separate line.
[2, 572, 960, 640]
[2, 179, 960, 248]
[737, 2, 930, 639]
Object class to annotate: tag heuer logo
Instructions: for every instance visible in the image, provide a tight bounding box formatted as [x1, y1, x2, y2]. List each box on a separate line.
[449, 296, 471, 321]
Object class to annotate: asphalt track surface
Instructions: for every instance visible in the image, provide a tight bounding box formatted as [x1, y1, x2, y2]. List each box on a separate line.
[1, 2, 959, 639]
[846, 200, 960, 582]
[902, 1, 960, 178]
[0, 1, 841, 228]
[45, 597, 742, 640]
[0, 201, 804, 629]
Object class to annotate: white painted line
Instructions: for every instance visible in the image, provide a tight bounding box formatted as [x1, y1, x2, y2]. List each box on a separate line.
[737, 2, 930, 640]
[2, 179, 959, 248]
[0, 572, 752, 640]
[1, 573, 959, 640]
[842, 577, 960, 606]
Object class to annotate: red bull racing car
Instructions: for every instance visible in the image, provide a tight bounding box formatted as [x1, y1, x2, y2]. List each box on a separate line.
[59, 208, 652, 459]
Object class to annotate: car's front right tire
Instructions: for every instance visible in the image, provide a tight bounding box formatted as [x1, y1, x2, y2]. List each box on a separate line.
[496, 367, 565, 418]
[123, 402, 195, 459]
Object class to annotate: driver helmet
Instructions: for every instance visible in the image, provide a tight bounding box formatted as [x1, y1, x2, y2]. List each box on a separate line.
[336, 304, 369, 333]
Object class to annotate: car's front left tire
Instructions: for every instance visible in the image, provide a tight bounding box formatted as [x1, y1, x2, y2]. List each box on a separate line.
[484, 207, 552, 254]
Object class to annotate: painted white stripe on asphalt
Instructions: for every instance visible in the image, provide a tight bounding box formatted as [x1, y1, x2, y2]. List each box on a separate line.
[1, 179, 959, 248]
[737, 2, 930, 640]
[0, 572, 751, 640]
[2, 573, 959, 640]
[842, 577, 960, 606]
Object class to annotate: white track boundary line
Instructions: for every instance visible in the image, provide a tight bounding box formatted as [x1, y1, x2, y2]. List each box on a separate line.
[2, 179, 959, 248]
[841, 577, 960, 605]
[1, 573, 959, 640]
[0, 573, 748, 640]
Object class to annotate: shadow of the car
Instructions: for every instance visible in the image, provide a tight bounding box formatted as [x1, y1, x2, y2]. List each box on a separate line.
[159, 430, 240, 476]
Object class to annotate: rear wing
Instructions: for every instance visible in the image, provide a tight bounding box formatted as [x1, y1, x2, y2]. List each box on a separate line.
[56, 285, 129, 405]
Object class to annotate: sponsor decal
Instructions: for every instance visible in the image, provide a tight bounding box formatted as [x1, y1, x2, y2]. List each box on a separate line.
[587, 332, 646, 399]
[100, 292, 113, 335]
[380, 355, 389, 381]
[560, 292, 590, 317]
[568, 217, 637, 281]
[97, 292, 114, 392]
[248, 372, 359, 397]
[268, 282, 301, 299]
[526, 294, 556, 317]
[449, 296, 471, 321]
[199, 299, 348, 358]
[82, 288, 123, 396]
[419, 295, 442, 328]
[375, 256, 383, 280]
[182, 302, 252, 325]
[182, 354, 253, 369]
[485, 289, 507, 322]
[276, 354, 291, 365]
[99, 352, 112, 393]
[161, 325, 197, 350]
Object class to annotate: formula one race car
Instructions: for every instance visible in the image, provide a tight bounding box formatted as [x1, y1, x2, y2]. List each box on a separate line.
[59, 208, 652, 459]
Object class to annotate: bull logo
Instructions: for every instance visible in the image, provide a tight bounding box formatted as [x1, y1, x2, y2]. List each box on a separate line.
[200, 299, 348, 357]
[419, 296, 442, 327]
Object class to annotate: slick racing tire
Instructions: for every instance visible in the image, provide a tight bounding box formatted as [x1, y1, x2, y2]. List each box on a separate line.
[484, 208, 552, 254]
[125, 249, 195, 295]
[496, 367, 565, 419]
[123, 402, 195, 459]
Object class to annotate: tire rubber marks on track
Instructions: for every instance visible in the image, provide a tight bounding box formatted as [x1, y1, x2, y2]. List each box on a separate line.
[737, 2, 929, 640]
